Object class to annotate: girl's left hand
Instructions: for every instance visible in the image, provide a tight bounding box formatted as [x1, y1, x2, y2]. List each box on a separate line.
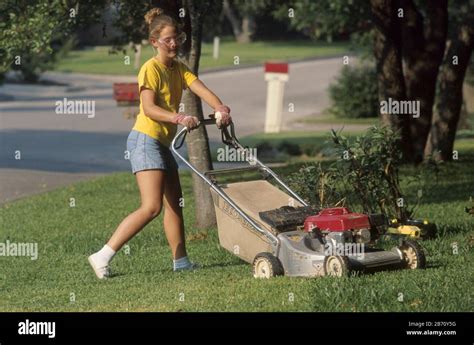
[214, 105, 232, 128]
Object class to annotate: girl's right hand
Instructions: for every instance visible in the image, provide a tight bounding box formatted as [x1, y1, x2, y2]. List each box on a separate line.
[172, 113, 199, 130]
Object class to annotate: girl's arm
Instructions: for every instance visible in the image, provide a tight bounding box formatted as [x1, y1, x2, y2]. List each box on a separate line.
[188, 79, 224, 109]
[189, 80, 232, 127]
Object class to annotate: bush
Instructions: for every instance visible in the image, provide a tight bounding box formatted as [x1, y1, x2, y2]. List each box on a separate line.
[286, 127, 439, 221]
[254, 140, 303, 160]
[286, 163, 344, 208]
[328, 64, 379, 118]
[330, 127, 438, 220]
[277, 141, 302, 156]
[254, 141, 275, 158]
[330, 126, 407, 219]
[10, 37, 76, 83]
[300, 142, 318, 157]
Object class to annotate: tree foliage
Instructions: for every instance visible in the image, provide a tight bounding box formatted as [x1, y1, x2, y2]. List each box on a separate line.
[328, 64, 379, 118]
[272, 0, 370, 41]
[0, 0, 105, 82]
[272, 0, 472, 163]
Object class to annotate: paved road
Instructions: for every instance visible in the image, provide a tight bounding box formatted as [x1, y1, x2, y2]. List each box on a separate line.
[0, 57, 346, 203]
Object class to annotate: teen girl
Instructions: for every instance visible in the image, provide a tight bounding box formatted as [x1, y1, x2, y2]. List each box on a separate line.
[88, 7, 231, 278]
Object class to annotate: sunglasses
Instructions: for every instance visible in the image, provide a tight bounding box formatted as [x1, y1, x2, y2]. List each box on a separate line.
[158, 32, 187, 46]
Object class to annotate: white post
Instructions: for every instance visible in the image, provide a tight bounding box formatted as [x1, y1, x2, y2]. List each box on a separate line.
[264, 62, 289, 133]
[213, 36, 220, 60]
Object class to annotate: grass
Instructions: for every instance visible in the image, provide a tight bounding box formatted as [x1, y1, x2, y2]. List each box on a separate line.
[239, 130, 342, 147]
[0, 138, 472, 312]
[227, 130, 364, 163]
[53, 40, 350, 75]
[298, 112, 380, 125]
[269, 113, 474, 162]
[298, 109, 474, 131]
[210, 131, 347, 163]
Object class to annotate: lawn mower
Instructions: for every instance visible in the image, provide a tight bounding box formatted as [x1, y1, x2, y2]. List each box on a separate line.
[171, 118, 426, 278]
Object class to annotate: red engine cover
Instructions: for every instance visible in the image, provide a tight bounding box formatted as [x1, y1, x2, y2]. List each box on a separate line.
[303, 207, 370, 232]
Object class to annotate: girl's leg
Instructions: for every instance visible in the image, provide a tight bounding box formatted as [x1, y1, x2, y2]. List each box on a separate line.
[89, 169, 166, 278]
[107, 169, 166, 251]
[162, 167, 187, 260]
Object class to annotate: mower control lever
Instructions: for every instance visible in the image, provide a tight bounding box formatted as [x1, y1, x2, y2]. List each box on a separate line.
[174, 114, 241, 150]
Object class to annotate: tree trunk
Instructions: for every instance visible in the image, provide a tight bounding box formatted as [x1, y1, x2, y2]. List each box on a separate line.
[237, 15, 255, 43]
[181, 0, 216, 228]
[134, 43, 141, 70]
[222, 0, 242, 40]
[370, 0, 414, 162]
[398, 0, 448, 163]
[426, 14, 474, 161]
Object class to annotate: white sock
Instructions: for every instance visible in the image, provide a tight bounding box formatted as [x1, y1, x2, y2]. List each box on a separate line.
[173, 256, 192, 270]
[93, 245, 116, 267]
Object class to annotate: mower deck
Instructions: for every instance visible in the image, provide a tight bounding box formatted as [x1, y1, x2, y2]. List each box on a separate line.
[217, 180, 305, 233]
[277, 231, 403, 277]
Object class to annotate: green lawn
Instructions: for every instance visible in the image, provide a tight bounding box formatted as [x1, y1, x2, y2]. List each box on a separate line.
[298, 113, 381, 126]
[298, 110, 474, 130]
[0, 139, 472, 312]
[209, 131, 354, 163]
[233, 130, 364, 163]
[239, 130, 344, 146]
[53, 40, 350, 75]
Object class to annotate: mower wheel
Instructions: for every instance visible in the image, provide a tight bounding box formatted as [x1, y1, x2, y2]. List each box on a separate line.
[323, 255, 351, 277]
[253, 253, 284, 278]
[398, 240, 426, 269]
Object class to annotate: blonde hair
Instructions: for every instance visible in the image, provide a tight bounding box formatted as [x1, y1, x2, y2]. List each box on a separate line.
[144, 8, 181, 40]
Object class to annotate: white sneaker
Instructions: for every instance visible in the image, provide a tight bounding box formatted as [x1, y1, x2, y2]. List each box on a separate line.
[173, 262, 200, 272]
[88, 254, 111, 279]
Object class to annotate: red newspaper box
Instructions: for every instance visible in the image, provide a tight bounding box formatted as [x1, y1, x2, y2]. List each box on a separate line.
[113, 83, 140, 106]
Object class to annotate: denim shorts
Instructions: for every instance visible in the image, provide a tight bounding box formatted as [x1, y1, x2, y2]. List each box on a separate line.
[126, 130, 178, 174]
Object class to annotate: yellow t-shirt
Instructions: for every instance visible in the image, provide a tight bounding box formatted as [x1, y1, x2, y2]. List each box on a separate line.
[132, 57, 198, 147]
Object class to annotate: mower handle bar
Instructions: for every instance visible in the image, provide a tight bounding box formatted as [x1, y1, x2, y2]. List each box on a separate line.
[170, 115, 309, 253]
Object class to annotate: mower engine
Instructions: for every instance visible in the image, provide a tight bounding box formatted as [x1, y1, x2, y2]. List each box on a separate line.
[266, 206, 423, 277]
[303, 207, 372, 247]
